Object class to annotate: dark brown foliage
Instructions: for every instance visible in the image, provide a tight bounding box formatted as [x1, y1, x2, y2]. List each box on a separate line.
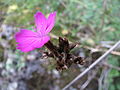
[44, 37, 85, 71]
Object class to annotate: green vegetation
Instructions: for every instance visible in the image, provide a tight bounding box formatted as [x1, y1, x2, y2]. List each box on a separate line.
[0, 0, 120, 90]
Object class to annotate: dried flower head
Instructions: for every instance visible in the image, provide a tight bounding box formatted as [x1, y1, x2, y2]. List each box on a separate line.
[44, 37, 85, 71]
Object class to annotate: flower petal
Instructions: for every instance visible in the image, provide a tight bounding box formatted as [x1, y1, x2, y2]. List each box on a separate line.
[34, 11, 47, 35]
[15, 29, 38, 42]
[15, 29, 50, 52]
[46, 11, 56, 34]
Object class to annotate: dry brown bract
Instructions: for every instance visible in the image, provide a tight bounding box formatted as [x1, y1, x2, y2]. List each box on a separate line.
[44, 37, 85, 71]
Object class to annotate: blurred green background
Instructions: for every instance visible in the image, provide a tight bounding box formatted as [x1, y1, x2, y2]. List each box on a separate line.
[0, 0, 120, 90]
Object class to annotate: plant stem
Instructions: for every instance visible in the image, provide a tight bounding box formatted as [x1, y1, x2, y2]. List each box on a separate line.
[44, 41, 60, 57]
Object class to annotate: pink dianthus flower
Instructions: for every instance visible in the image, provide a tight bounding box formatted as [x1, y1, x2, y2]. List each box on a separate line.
[15, 11, 56, 52]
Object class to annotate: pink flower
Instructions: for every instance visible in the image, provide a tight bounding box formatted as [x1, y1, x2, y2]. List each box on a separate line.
[15, 11, 56, 52]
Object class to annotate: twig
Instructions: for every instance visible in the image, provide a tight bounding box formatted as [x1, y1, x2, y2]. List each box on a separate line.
[50, 33, 120, 56]
[81, 77, 93, 90]
[103, 68, 110, 90]
[62, 40, 120, 90]
[83, 46, 120, 56]
[98, 67, 110, 90]
[80, 69, 98, 90]
[103, 62, 120, 71]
